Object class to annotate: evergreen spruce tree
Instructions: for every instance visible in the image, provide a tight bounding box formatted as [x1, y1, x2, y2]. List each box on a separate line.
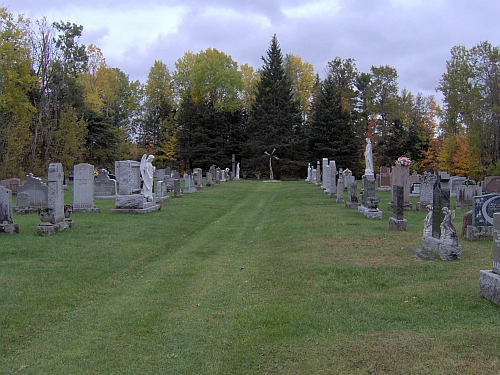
[244, 35, 303, 178]
[308, 75, 360, 176]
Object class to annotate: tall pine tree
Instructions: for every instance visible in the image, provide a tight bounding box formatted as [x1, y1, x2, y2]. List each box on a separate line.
[308, 74, 360, 176]
[244, 35, 303, 178]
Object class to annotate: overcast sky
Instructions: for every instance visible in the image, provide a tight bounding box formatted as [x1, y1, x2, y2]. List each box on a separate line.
[4, 0, 500, 102]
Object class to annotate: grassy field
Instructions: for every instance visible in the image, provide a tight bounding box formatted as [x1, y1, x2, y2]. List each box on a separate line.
[1, 179, 499, 374]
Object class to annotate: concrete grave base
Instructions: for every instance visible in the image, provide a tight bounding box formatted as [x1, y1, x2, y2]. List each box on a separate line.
[110, 205, 159, 214]
[389, 217, 408, 230]
[421, 236, 462, 260]
[13, 207, 40, 214]
[416, 202, 432, 211]
[466, 225, 493, 241]
[378, 186, 391, 192]
[388, 202, 413, 211]
[36, 220, 72, 236]
[73, 207, 101, 213]
[156, 196, 170, 203]
[358, 205, 383, 219]
[345, 202, 359, 209]
[0, 223, 19, 234]
[480, 270, 500, 306]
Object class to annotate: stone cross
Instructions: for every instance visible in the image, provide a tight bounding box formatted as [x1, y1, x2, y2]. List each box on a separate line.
[264, 148, 279, 180]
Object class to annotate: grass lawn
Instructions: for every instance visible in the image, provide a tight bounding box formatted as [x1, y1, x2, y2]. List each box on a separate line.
[1, 179, 499, 374]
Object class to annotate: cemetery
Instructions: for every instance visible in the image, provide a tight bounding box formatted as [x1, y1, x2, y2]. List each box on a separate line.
[2, 166, 500, 373]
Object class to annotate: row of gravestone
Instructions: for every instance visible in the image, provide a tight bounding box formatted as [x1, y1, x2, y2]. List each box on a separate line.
[307, 159, 464, 260]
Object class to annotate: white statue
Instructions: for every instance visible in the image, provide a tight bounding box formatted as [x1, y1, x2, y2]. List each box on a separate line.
[140, 154, 155, 201]
[423, 204, 433, 237]
[364, 137, 374, 177]
[235, 162, 240, 180]
[440, 207, 457, 243]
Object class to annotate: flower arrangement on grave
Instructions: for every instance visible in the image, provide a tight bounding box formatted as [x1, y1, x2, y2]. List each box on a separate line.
[464, 176, 477, 185]
[395, 156, 411, 167]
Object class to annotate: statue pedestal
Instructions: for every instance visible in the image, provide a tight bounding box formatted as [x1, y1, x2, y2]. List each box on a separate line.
[421, 236, 462, 260]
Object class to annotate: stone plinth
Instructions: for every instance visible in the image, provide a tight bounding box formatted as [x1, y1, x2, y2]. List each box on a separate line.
[358, 205, 383, 219]
[480, 270, 500, 305]
[111, 194, 159, 213]
[389, 217, 408, 230]
[421, 236, 462, 260]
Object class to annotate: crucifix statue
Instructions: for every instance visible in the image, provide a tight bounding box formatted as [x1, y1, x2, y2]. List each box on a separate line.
[264, 148, 279, 180]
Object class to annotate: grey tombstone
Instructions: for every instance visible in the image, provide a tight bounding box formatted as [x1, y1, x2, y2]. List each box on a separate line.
[438, 171, 451, 192]
[346, 181, 359, 209]
[16, 192, 30, 209]
[483, 176, 500, 194]
[479, 212, 500, 305]
[321, 158, 329, 189]
[389, 185, 408, 230]
[358, 174, 382, 219]
[206, 172, 213, 187]
[305, 163, 311, 182]
[0, 186, 19, 234]
[328, 161, 337, 198]
[378, 166, 391, 191]
[183, 173, 197, 194]
[156, 168, 166, 183]
[410, 183, 421, 197]
[112, 160, 158, 213]
[173, 178, 182, 197]
[36, 163, 72, 235]
[215, 168, 221, 183]
[232, 154, 236, 179]
[316, 161, 321, 186]
[336, 168, 344, 203]
[155, 180, 169, 203]
[417, 176, 436, 211]
[94, 171, 117, 198]
[193, 168, 203, 189]
[0, 178, 20, 194]
[343, 169, 354, 191]
[115, 160, 141, 195]
[455, 184, 482, 209]
[389, 165, 412, 210]
[16, 173, 48, 208]
[73, 163, 100, 212]
[450, 176, 467, 197]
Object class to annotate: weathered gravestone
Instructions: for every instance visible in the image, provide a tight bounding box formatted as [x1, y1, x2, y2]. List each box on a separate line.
[206, 172, 213, 187]
[0, 186, 19, 234]
[358, 175, 382, 219]
[15, 173, 48, 213]
[0, 178, 20, 194]
[479, 212, 500, 305]
[483, 176, 500, 194]
[410, 182, 421, 197]
[343, 169, 354, 191]
[155, 180, 169, 203]
[316, 161, 321, 186]
[305, 163, 311, 182]
[465, 193, 500, 241]
[389, 165, 412, 211]
[336, 168, 344, 203]
[321, 158, 329, 190]
[215, 168, 221, 183]
[389, 185, 407, 230]
[73, 163, 100, 213]
[455, 184, 482, 209]
[378, 166, 391, 192]
[450, 176, 467, 197]
[193, 168, 203, 189]
[94, 170, 117, 198]
[346, 181, 359, 209]
[111, 160, 158, 213]
[416, 175, 436, 211]
[327, 160, 336, 198]
[183, 173, 197, 194]
[36, 163, 73, 235]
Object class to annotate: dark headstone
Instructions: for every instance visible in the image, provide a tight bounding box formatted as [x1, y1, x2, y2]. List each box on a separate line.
[473, 193, 500, 226]
[432, 177, 450, 239]
[393, 185, 404, 220]
[484, 176, 500, 194]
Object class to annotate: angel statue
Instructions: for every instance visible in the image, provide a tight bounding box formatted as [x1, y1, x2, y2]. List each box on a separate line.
[140, 154, 155, 201]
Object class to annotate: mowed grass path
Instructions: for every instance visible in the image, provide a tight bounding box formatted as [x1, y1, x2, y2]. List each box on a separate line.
[1, 180, 499, 374]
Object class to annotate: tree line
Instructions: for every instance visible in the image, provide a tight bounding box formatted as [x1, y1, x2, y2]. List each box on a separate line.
[1, 7, 499, 180]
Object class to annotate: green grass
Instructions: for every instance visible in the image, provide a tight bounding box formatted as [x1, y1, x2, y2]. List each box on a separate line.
[1, 180, 499, 374]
